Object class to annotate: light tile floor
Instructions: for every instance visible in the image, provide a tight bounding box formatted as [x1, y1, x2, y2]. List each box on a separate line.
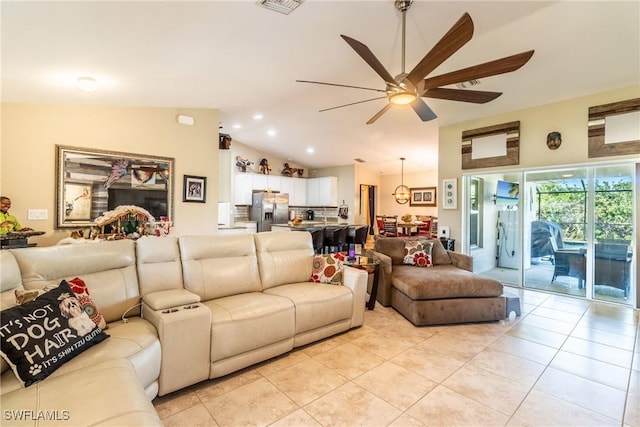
[153, 287, 639, 426]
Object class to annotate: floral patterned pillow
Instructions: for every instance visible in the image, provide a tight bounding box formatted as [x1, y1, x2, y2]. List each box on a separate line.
[311, 253, 345, 285]
[403, 240, 433, 267]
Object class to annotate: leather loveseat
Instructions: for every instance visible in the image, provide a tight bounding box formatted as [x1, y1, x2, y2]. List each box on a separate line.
[0, 231, 368, 425]
[365, 237, 515, 326]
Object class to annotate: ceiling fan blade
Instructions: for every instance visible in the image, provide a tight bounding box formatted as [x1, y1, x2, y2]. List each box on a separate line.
[296, 80, 386, 93]
[423, 88, 502, 104]
[366, 103, 393, 125]
[341, 35, 397, 86]
[319, 96, 387, 112]
[422, 50, 535, 91]
[406, 13, 474, 86]
[411, 98, 437, 121]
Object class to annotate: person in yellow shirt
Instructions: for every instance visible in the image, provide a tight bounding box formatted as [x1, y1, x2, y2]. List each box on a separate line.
[0, 196, 32, 234]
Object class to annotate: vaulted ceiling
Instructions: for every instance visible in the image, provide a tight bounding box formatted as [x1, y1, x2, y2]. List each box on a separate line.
[2, 1, 638, 174]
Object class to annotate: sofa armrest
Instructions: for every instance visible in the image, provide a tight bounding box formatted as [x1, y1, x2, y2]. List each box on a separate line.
[447, 251, 473, 272]
[143, 289, 201, 311]
[362, 249, 393, 306]
[142, 302, 211, 395]
[342, 265, 368, 327]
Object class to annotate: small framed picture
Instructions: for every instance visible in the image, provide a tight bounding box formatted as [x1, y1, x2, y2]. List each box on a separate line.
[442, 178, 457, 210]
[183, 175, 206, 203]
[409, 187, 437, 207]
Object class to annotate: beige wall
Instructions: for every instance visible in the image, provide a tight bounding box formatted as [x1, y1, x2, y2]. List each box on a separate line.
[438, 86, 640, 248]
[1, 103, 219, 246]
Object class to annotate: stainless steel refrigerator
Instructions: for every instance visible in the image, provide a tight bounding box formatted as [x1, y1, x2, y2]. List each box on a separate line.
[250, 191, 289, 232]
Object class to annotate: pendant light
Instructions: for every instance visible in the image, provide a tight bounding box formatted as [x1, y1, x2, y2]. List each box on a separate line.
[393, 157, 410, 204]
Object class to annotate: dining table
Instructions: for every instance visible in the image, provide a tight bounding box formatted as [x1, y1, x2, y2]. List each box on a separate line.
[397, 221, 424, 236]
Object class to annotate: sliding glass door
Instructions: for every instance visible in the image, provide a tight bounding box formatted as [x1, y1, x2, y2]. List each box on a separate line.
[524, 168, 588, 298]
[593, 164, 634, 303]
[465, 162, 636, 306]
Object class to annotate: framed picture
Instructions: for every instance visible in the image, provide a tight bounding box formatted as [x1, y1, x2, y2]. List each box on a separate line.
[409, 187, 437, 207]
[56, 145, 174, 228]
[442, 178, 457, 210]
[183, 175, 206, 203]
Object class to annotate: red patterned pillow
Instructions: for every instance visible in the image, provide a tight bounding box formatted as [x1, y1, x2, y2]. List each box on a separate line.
[310, 253, 345, 284]
[403, 240, 433, 267]
[14, 278, 107, 330]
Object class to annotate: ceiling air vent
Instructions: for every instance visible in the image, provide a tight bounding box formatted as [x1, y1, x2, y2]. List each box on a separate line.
[354, 158, 366, 163]
[256, 0, 304, 15]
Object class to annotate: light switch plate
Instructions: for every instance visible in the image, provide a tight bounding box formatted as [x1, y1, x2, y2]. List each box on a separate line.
[28, 209, 48, 220]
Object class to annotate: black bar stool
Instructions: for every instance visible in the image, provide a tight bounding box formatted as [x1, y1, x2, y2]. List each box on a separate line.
[323, 226, 348, 253]
[309, 228, 325, 254]
[347, 225, 369, 247]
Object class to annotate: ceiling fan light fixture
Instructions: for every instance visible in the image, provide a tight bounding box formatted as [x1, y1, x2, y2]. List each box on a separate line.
[389, 91, 417, 105]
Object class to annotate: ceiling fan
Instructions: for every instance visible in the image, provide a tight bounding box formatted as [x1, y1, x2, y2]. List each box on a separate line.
[296, 0, 534, 124]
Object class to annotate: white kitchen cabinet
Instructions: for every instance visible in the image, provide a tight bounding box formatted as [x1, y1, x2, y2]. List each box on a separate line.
[280, 176, 306, 206]
[252, 174, 281, 192]
[306, 177, 338, 206]
[233, 174, 253, 205]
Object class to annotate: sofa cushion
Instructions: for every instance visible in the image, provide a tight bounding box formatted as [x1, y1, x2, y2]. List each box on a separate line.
[311, 253, 344, 284]
[179, 235, 262, 300]
[0, 358, 162, 426]
[10, 240, 141, 323]
[0, 317, 160, 395]
[264, 282, 353, 334]
[254, 231, 315, 290]
[403, 241, 433, 267]
[204, 293, 295, 363]
[375, 237, 451, 265]
[391, 264, 503, 300]
[0, 280, 109, 387]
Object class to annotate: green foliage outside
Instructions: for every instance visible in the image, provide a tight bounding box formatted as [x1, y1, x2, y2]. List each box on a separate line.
[537, 179, 632, 242]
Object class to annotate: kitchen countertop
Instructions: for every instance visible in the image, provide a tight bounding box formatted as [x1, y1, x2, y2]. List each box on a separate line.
[218, 221, 256, 230]
[272, 222, 364, 231]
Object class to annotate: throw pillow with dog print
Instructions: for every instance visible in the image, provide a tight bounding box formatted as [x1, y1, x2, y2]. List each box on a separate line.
[14, 277, 107, 330]
[0, 280, 109, 387]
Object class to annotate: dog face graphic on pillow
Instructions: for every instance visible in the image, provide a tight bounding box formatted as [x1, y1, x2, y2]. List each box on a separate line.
[58, 292, 97, 336]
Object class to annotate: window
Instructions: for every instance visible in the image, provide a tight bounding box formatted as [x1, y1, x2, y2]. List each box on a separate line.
[469, 177, 483, 248]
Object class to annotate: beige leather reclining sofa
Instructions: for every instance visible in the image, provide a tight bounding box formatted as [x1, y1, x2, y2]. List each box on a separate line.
[0, 231, 367, 426]
[365, 237, 515, 326]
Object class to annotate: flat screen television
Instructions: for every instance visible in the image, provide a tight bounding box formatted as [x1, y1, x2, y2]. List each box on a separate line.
[108, 188, 167, 219]
[496, 180, 519, 204]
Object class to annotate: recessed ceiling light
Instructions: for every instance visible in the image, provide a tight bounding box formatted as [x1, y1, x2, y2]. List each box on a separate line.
[562, 174, 574, 178]
[232, 123, 242, 129]
[76, 76, 97, 92]
[267, 129, 277, 136]
[306, 147, 314, 154]
[253, 114, 263, 120]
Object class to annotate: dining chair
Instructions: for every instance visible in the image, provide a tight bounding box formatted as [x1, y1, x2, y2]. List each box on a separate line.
[416, 216, 432, 237]
[382, 216, 399, 237]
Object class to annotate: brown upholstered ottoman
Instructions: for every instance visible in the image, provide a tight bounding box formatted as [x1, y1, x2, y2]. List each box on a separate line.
[390, 264, 507, 326]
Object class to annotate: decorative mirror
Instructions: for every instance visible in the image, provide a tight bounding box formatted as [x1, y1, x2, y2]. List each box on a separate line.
[461, 121, 520, 169]
[588, 98, 640, 158]
[56, 145, 174, 229]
